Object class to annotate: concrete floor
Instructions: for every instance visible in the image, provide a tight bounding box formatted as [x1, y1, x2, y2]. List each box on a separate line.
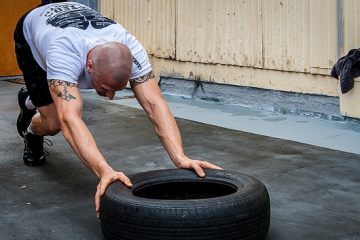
[1, 80, 359, 240]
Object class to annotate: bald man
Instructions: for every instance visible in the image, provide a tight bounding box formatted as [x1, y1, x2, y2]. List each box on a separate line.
[14, 2, 221, 217]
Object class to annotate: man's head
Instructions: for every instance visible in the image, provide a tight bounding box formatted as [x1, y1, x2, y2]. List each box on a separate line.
[86, 42, 132, 99]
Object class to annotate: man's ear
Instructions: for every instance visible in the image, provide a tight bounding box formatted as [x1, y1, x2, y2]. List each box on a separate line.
[87, 59, 94, 73]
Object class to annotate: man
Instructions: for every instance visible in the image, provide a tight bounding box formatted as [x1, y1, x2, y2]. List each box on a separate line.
[14, 2, 221, 217]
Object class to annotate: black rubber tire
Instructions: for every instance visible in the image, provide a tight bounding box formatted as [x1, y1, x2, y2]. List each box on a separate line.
[100, 169, 270, 240]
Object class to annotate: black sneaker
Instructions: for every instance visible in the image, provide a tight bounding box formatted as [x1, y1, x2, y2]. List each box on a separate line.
[17, 86, 37, 138]
[23, 132, 47, 166]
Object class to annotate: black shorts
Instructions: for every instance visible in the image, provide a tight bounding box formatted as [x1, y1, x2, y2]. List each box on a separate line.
[14, 6, 53, 107]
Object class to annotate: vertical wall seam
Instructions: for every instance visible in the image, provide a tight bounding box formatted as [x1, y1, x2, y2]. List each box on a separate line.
[173, 0, 177, 60]
[261, 0, 265, 69]
[337, 0, 343, 58]
[111, 0, 114, 20]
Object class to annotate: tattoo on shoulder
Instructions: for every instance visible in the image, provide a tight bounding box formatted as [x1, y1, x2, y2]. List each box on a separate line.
[130, 71, 155, 86]
[48, 80, 78, 101]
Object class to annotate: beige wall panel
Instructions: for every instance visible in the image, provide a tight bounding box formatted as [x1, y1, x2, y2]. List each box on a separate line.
[177, 0, 263, 67]
[112, 0, 176, 58]
[262, 0, 310, 72]
[100, 0, 114, 19]
[309, 0, 337, 74]
[340, 0, 360, 118]
[340, 1, 360, 118]
[342, 0, 360, 55]
[340, 78, 360, 118]
[151, 57, 338, 97]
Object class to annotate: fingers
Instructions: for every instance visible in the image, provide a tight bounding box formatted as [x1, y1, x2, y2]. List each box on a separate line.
[95, 184, 101, 218]
[95, 171, 133, 219]
[187, 160, 223, 178]
[199, 161, 223, 170]
[192, 163, 205, 177]
[122, 174, 133, 188]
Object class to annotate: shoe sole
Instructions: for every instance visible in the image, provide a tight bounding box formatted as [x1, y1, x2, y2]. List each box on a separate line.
[24, 158, 46, 167]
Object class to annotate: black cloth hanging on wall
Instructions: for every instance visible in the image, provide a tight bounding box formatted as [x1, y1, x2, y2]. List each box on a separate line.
[331, 48, 360, 94]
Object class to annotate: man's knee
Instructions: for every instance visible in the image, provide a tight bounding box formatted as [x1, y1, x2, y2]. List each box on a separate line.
[44, 119, 61, 136]
[37, 105, 61, 136]
[47, 124, 61, 136]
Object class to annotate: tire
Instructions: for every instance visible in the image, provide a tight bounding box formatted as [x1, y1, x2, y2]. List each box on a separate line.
[100, 169, 270, 240]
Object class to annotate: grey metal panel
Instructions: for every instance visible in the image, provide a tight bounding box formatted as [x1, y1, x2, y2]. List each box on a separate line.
[71, 0, 98, 10]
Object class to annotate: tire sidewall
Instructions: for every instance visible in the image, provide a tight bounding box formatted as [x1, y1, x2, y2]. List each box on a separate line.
[101, 169, 269, 221]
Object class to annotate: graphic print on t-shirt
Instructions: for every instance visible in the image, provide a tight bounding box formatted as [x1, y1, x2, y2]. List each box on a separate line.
[42, 3, 115, 30]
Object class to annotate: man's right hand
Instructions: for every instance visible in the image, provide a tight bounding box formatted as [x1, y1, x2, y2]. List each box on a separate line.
[95, 168, 133, 218]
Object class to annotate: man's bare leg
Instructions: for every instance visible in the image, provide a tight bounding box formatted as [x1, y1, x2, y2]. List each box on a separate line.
[17, 88, 60, 166]
[30, 103, 61, 136]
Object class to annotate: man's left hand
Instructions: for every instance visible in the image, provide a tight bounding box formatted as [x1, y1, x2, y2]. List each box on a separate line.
[177, 157, 222, 177]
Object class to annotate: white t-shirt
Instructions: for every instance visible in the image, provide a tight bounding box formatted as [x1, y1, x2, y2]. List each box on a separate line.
[23, 2, 152, 89]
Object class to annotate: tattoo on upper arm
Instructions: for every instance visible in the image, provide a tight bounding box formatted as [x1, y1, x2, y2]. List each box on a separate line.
[130, 71, 155, 86]
[48, 80, 78, 101]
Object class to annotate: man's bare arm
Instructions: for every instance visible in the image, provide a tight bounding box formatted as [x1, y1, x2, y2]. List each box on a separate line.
[131, 77, 222, 176]
[48, 80, 132, 217]
[48, 79, 107, 174]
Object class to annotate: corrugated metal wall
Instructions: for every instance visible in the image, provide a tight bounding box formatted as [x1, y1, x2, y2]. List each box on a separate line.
[102, 0, 176, 58]
[339, 0, 360, 118]
[177, 0, 263, 68]
[343, 0, 360, 53]
[101, 0, 358, 74]
[309, 0, 338, 75]
[100, 0, 360, 118]
[262, 0, 310, 72]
